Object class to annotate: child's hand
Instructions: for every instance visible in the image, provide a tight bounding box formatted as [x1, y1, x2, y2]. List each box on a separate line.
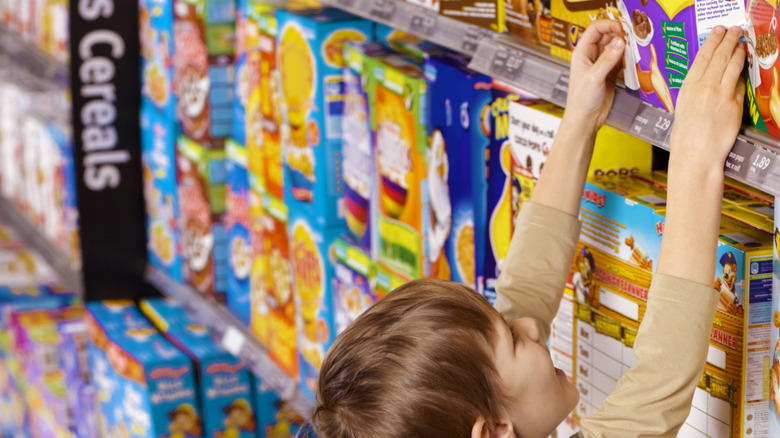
[669, 26, 746, 175]
[565, 19, 625, 134]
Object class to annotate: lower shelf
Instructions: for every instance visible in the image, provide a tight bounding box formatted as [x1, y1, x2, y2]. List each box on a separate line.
[144, 265, 316, 418]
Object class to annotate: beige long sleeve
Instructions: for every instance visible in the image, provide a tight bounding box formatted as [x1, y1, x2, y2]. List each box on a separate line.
[495, 201, 719, 437]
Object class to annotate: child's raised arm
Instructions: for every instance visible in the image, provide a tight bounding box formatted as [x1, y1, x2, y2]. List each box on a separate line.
[495, 21, 627, 338]
[579, 26, 746, 437]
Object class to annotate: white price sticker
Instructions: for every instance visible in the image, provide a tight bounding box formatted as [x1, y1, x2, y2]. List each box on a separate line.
[221, 326, 246, 357]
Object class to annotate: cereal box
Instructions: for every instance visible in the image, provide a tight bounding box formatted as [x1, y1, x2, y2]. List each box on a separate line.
[45, 121, 80, 269]
[440, 0, 506, 32]
[85, 300, 155, 334]
[374, 23, 421, 48]
[287, 208, 343, 400]
[374, 262, 411, 299]
[246, 10, 280, 199]
[233, 0, 268, 146]
[141, 103, 184, 282]
[177, 135, 229, 300]
[141, 298, 258, 438]
[253, 377, 311, 437]
[768, 197, 780, 437]
[226, 139, 253, 325]
[173, 0, 236, 148]
[140, 0, 176, 121]
[424, 52, 491, 290]
[373, 54, 429, 280]
[276, 8, 373, 228]
[58, 306, 99, 438]
[619, 0, 746, 112]
[259, 196, 298, 379]
[549, 0, 610, 60]
[247, 173, 268, 346]
[573, 177, 771, 437]
[342, 41, 396, 258]
[333, 237, 376, 335]
[85, 310, 202, 438]
[483, 82, 544, 304]
[505, 0, 553, 45]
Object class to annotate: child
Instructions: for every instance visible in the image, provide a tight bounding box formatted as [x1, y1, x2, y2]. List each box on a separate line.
[314, 21, 746, 438]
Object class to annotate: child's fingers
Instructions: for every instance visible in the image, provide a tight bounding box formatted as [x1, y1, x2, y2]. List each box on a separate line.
[703, 26, 744, 83]
[587, 38, 625, 85]
[686, 26, 727, 82]
[722, 43, 746, 89]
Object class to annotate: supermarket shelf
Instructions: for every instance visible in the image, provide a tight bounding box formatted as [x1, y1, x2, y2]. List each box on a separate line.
[0, 26, 69, 89]
[145, 266, 316, 418]
[0, 196, 83, 295]
[324, 0, 780, 198]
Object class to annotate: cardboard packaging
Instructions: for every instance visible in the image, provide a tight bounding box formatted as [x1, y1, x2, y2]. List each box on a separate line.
[440, 0, 506, 32]
[276, 8, 373, 228]
[747, 0, 780, 138]
[141, 298, 258, 438]
[288, 208, 344, 399]
[425, 52, 492, 291]
[140, 0, 176, 121]
[177, 136, 229, 300]
[253, 377, 312, 437]
[226, 140, 253, 325]
[505, 0, 553, 45]
[85, 305, 202, 438]
[342, 41, 396, 258]
[173, 0, 236, 148]
[573, 177, 772, 437]
[332, 237, 376, 335]
[373, 54, 430, 280]
[257, 196, 298, 380]
[141, 104, 185, 282]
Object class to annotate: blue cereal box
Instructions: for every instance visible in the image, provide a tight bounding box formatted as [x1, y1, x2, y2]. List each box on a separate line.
[342, 41, 396, 258]
[332, 237, 376, 336]
[141, 298, 258, 438]
[226, 139, 253, 325]
[287, 208, 343, 400]
[85, 300, 155, 334]
[142, 104, 184, 281]
[425, 53, 491, 291]
[253, 378, 313, 437]
[86, 309, 202, 438]
[276, 8, 373, 228]
[173, 0, 236, 148]
[140, 0, 176, 120]
[58, 306, 99, 438]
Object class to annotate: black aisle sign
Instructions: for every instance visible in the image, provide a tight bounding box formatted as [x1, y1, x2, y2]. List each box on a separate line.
[70, 1, 154, 300]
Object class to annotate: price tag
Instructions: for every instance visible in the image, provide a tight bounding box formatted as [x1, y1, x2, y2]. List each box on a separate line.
[489, 47, 524, 83]
[628, 102, 673, 146]
[335, 0, 357, 8]
[409, 11, 437, 37]
[221, 326, 246, 357]
[370, 0, 396, 20]
[550, 71, 569, 105]
[746, 146, 774, 184]
[461, 26, 490, 54]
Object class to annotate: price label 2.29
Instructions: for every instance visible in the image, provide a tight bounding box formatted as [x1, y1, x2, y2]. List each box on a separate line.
[629, 102, 673, 146]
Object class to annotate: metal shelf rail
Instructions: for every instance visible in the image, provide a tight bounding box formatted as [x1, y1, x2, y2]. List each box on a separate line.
[323, 0, 780, 199]
[0, 196, 83, 294]
[145, 266, 316, 418]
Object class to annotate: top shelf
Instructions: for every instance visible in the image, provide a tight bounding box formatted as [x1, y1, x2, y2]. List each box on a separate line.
[323, 0, 780, 199]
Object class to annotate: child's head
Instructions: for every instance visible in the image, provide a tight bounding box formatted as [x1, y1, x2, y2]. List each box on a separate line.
[313, 279, 578, 438]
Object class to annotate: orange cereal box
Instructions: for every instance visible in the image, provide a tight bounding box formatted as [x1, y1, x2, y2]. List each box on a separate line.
[373, 55, 429, 279]
[260, 195, 298, 379]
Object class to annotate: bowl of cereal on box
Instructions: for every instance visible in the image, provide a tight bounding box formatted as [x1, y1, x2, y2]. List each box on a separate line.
[380, 174, 408, 219]
[756, 29, 779, 70]
[631, 9, 653, 46]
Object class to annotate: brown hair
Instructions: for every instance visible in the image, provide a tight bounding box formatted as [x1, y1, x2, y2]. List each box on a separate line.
[313, 279, 509, 438]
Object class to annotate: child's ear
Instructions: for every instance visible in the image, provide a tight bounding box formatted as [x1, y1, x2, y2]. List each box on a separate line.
[471, 417, 515, 438]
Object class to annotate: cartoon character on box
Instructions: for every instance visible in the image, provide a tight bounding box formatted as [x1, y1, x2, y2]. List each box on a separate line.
[141, 0, 174, 115]
[572, 246, 597, 307]
[217, 399, 256, 438]
[167, 403, 201, 438]
[714, 252, 744, 316]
